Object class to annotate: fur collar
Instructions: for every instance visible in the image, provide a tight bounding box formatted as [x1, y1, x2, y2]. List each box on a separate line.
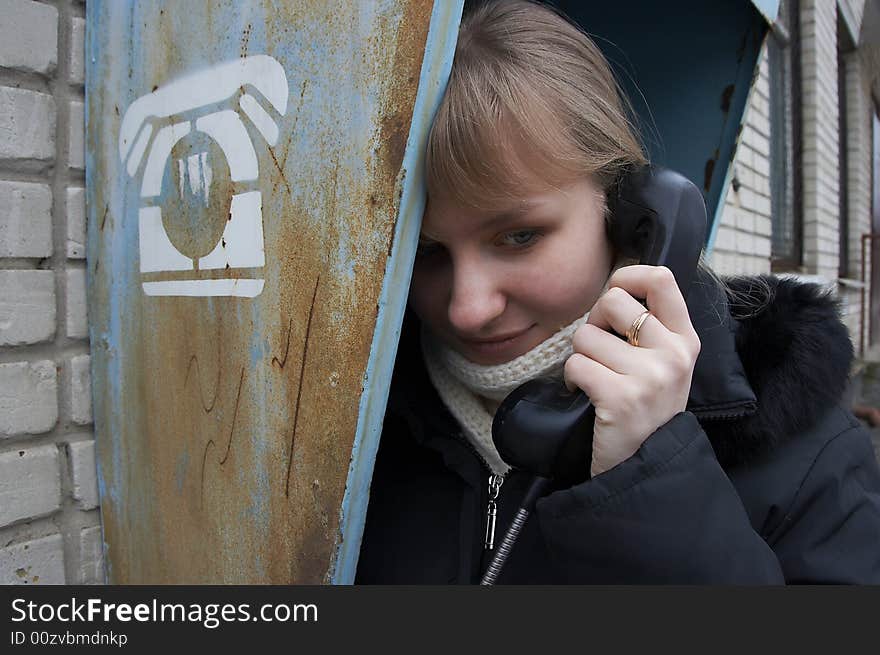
[688, 272, 854, 469]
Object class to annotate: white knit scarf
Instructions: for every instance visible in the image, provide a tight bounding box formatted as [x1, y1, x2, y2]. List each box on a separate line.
[421, 314, 587, 475]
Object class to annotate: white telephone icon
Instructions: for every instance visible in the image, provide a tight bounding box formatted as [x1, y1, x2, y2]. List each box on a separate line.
[119, 55, 289, 297]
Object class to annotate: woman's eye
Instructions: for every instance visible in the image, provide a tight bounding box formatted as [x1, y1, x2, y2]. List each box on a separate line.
[499, 230, 540, 248]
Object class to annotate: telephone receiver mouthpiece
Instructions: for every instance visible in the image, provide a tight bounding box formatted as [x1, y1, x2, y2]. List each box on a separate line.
[492, 376, 596, 485]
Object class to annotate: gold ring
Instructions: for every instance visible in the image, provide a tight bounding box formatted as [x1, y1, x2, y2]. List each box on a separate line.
[626, 310, 651, 347]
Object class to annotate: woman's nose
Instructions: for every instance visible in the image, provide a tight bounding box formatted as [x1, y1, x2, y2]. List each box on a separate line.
[447, 259, 506, 334]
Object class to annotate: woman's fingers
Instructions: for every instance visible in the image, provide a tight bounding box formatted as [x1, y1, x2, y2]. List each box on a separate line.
[563, 350, 621, 403]
[572, 323, 643, 375]
[586, 285, 669, 349]
[603, 265, 694, 336]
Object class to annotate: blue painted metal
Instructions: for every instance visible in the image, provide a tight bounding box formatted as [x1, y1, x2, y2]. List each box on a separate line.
[331, 0, 465, 585]
[561, 0, 777, 246]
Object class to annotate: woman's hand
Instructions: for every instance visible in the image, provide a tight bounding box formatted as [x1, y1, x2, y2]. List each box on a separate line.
[563, 265, 701, 477]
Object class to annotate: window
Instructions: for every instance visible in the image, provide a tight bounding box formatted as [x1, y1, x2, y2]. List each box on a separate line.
[769, 0, 801, 271]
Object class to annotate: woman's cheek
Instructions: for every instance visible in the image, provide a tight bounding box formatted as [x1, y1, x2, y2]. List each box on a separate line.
[409, 267, 447, 328]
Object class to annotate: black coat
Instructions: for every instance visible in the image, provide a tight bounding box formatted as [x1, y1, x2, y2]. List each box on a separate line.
[355, 273, 880, 584]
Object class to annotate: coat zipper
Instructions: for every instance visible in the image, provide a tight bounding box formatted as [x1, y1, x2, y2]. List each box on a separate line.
[483, 473, 505, 550]
[448, 431, 509, 553]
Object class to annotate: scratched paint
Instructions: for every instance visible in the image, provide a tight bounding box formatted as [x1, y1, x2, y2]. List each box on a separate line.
[86, 0, 452, 583]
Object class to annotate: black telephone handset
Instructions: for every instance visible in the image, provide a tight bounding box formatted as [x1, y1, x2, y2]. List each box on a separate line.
[491, 166, 708, 486]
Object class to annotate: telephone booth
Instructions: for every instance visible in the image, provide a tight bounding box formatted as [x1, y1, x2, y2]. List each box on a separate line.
[86, 0, 778, 583]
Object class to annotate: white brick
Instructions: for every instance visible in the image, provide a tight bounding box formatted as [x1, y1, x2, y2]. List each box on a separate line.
[736, 209, 756, 233]
[754, 155, 770, 177]
[70, 354, 91, 425]
[714, 225, 736, 251]
[0, 87, 56, 161]
[70, 16, 85, 85]
[67, 186, 85, 258]
[0, 444, 61, 527]
[0, 270, 55, 345]
[68, 439, 98, 509]
[0, 180, 52, 257]
[66, 267, 87, 339]
[755, 235, 772, 258]
[736, 231, 756, 253]
[79, 525, 105, 584]
[0, 360, 57, 435]
[69, 100, 84, 170]
[740, 188, 756, 212]
[0, 534, 65, 584]
[0, 0, 58, 76]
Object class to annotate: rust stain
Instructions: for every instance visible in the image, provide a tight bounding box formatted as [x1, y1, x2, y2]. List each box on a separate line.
[721, 84, 735, 114]
[704, 150, 720, 192]
[285, 274, 321, 498]
[704, 159, 714, 191]
[374, 0, 433, 191]
[241, 22, 252, 58]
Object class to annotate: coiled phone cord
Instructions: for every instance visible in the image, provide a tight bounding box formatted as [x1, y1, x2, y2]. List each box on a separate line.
[479, 476, 552, 585]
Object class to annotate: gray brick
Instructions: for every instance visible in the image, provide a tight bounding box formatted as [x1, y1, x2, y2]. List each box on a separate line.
[67, 186, 85, 258]
[0, 0, 58, 76]
[0, 360, 57, 436]
[68, 100, 84, 170]
[0, 534, 65, 584]
[0, 270, 55, 345]
[70, 16, 86, 85]
[68, 439, 98, 509]
[0, 87, 55, 161]
[0, 444, 61, 527]
[66, 268, 87, 339]
[0, 180, 52, 257]
[79, 526, 105, 584]
[70, 354, 91, 425]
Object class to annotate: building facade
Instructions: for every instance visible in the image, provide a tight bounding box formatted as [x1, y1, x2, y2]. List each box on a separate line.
[708, 0, 880, 359]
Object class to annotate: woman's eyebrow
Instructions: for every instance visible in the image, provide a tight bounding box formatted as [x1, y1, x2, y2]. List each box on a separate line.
[481, 203, 543, 229]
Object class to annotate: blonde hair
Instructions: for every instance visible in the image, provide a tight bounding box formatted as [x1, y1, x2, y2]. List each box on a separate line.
[426, 0, 647, 209]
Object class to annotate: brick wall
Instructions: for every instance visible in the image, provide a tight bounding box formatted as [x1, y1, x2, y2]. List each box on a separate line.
[0, 0, 103, 584]
[708, 45, 774, 277]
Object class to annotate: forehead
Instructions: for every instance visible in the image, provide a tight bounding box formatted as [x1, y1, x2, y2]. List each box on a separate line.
[421, 180, 602, 241]
[422, 193, 543, 237]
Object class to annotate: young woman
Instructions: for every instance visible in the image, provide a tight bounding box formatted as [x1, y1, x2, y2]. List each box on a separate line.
[355, 0, 880, 583]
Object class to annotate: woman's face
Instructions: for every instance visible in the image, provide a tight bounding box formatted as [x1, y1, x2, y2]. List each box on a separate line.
[409, 178, 615, 365]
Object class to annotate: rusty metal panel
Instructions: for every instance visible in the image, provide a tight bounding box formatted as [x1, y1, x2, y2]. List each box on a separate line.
[86, 0, 462, 583]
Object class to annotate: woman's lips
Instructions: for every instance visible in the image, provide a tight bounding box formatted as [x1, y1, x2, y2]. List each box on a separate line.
[456, 326, 536, 364]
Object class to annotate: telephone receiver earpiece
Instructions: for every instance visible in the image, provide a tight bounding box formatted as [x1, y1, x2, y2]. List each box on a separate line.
[491, 165, 707, 486]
